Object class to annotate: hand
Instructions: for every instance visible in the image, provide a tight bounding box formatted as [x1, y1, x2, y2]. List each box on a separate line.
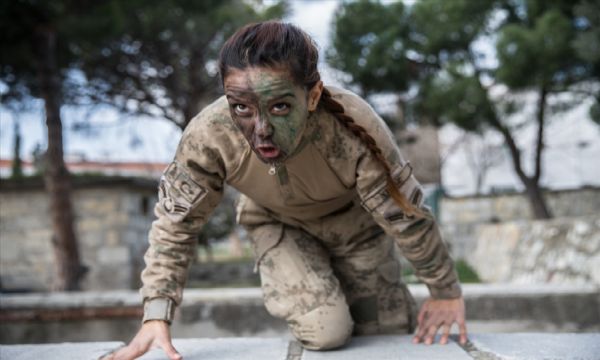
[102, 320, 182, 360]
[412, 296, 467, 346]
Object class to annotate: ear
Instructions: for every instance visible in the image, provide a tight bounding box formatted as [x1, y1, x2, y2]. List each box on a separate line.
[307, 81, 324, 112]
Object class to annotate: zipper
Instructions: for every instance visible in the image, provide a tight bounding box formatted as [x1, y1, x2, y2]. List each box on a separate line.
[274, 164, 294, 200]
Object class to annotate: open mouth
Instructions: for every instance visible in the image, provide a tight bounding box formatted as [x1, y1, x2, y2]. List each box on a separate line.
[256, 145, 281, 159]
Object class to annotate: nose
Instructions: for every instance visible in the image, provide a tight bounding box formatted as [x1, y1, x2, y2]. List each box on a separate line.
[255, 115, 273, 138]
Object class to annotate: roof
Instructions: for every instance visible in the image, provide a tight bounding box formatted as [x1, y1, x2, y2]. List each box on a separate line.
[0, 175, 158, 192]
[0, 159, 168, 179]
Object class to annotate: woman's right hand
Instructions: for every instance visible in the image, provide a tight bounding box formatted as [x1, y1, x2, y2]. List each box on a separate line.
[103, 320, 182, 360]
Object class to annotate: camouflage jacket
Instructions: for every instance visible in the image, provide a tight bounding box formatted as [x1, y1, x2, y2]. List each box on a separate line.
[140, 87, 461, 323]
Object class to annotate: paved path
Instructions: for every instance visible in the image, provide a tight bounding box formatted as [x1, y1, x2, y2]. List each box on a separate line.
[2, 334, 599, 360]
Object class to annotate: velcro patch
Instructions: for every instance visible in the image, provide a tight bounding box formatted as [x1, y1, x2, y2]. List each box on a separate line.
[159, 162, 207, 222]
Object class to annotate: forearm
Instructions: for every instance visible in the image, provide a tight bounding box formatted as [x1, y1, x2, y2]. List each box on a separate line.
[139, 208, 205, 323]
[139, 160, 223, 322]
[136, 101, 237, 324]
[140, 214, 200, 305]
[359, 163, 461, 299]
[393, 213, 461, 299]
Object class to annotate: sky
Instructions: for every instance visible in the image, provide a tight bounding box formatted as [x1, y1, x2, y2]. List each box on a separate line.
[1, 0, 599, 195]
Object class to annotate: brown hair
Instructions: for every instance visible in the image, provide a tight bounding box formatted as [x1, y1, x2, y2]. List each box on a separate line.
[219, 21, 419, 216]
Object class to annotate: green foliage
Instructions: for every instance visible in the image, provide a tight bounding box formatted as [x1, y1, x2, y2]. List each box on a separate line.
[331, 0, 599, 219]
[329, 0, 598, 128]
[410, 0, 493, 58]
[1, 0, 287, 121]
[0, 1, 105, 104]
[454, 259, 481, 283]
[497, 9, 573, 88]
[401, 259, 481, 284]
[573, 0, 600, 123]
[573, 0, 600, 64]
[77, 0, 287, 127]
[1, 1, 284, 258]
[327, 0, 411, 96]
[418, 69, 494, 130]
[590, 98, 600, 125]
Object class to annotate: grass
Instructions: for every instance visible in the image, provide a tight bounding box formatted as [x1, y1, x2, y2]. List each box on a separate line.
[195, 243, 482, 287]
[402, 259, 481, 284]
[187, 278, 261, 288]
[454, 259, 481, 283]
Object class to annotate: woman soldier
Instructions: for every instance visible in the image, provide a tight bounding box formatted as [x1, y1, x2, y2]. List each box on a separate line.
[110, 21, 467, 360]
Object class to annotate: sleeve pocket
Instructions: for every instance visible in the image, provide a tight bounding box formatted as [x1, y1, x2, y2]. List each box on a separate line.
[159, 161, 208, 223]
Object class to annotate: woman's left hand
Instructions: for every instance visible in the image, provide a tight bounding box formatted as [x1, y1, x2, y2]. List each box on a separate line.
[412, 296, 467, 345]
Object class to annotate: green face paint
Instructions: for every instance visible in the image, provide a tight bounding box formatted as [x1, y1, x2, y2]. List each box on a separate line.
[223, 67, 310, 164]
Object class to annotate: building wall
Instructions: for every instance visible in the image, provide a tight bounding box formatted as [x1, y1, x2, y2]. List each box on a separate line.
[440, 187, 600, 224]
[439, 187, 600, 260]
[3, 179, 598, 291]
[470, 216, 600, 285]
[0, 180, 158, 291]
[439, 187, 600, 286]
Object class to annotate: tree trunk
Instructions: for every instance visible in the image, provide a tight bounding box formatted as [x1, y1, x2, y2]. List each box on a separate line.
[182, 103, 195, 130]
[494, 121, 553, 219]
[525, 85, 552, 219]
[487, 117, 553, 219]
[36, 28, 85, 291]
[523, 178, 553, 219]
[470, 60, 553, 220]
[11, 120, 23, 178]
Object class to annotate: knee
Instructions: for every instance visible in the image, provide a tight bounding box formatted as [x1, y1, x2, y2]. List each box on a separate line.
[289, 303, 354, 350]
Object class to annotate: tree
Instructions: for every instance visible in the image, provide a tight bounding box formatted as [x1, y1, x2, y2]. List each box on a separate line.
[0, 0, 104, 289]
[329, 0, 599, 219]
[573, 0, 600, 124]
[1, 1, 285, 288]
[76, 0, 287, 256]
[77, 0, 287, 129]
[327, 1, 413, 98]
[11, 120, 23, 179]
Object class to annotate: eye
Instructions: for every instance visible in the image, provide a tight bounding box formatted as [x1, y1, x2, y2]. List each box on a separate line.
[233, 104, 251, 116]
[271, 102, 290, 115]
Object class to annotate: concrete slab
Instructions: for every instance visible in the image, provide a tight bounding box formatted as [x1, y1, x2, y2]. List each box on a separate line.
[0, 341, 124, 360]
[469, 333, 600, 360]
[137, 338, 289, 360]
[302, 335, 472, 360]
[3, 334, 600, 360]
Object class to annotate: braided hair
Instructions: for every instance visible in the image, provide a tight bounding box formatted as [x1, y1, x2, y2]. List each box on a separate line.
[318, 88, 419, 217]
[219, 21, 420, 216]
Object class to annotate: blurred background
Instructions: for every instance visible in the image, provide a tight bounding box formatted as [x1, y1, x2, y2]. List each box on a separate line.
[1, 0, 599, 344]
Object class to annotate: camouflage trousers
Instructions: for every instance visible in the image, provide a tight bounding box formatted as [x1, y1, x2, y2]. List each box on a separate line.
[237, 195, 418, 350]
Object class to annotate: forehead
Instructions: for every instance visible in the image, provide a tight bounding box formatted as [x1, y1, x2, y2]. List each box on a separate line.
[224, 67, 299, 96]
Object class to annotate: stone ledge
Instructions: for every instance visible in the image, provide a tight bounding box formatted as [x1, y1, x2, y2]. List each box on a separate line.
[2, 284, 598, 325]
[2, 334, 599, 360]
[2, 284, 598, 309]
[2, 284, 598, 344]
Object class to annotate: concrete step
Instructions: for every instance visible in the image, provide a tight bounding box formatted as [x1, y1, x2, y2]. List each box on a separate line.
[1, 284, 599, 345]
[2, 284, 598, 324]
[1, 334, 599, 360]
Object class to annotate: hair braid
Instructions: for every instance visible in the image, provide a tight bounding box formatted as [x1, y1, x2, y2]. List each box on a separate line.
[319, 88, 421, 217]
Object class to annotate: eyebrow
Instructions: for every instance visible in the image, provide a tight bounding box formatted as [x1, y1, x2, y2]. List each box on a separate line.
[269, 92, 295, 101]
[226, 91, 296, 102]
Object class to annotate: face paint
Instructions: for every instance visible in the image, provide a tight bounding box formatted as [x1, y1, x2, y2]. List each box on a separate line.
[223, 67, 311, 164]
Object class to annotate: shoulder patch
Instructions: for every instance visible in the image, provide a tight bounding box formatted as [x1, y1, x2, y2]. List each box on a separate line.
[160, 162, 208, 222]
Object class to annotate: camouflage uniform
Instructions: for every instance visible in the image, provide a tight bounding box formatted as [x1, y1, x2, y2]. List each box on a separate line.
[141, 87, 461, 350]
